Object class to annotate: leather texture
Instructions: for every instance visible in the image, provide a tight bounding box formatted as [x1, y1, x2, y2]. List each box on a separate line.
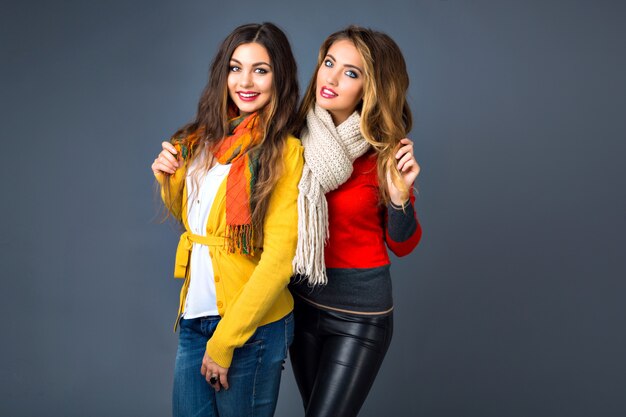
[289, 296, 393, 417]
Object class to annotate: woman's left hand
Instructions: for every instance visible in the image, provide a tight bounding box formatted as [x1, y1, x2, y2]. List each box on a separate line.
[387, 138, 420, 206]
[201, 351, 230, 391]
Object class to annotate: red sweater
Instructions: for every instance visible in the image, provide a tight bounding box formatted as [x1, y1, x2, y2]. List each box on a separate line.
[291, 151, 422, 315]
[324, 152, 422, 269]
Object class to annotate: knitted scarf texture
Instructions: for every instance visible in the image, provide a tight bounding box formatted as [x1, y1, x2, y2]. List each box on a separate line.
[293, 104, 370, 286]
[174, 112, 262, 255]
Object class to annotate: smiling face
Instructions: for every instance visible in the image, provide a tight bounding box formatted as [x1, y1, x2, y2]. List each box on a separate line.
[227, 42, 273, 115]
[315, 39, 365, 125]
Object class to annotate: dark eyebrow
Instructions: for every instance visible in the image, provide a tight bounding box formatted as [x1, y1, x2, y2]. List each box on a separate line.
[326, 54, 363, 74]
[230, 58, 272, 68]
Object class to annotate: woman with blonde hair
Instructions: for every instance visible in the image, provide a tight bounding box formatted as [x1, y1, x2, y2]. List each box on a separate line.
[290, 26, 422, 416]
[152, 22, 303, 417]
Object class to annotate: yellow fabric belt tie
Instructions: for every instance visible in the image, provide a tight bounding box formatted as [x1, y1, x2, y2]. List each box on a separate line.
[174, 231, 227, 278]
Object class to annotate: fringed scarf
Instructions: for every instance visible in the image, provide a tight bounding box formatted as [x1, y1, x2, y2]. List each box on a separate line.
[174, 112, 263, 255]
[215, 113, 262, 254]
[293, 104, 370, 286]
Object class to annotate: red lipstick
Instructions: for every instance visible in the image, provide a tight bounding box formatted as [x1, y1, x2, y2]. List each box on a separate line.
[319, 86, 338, 99]
[237, 91, 260, 102]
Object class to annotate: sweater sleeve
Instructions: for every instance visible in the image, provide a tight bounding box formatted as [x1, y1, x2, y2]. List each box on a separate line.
[384, 190, 422, 257]
[154, 163, 186, 221]
[205, 138, 304, 368]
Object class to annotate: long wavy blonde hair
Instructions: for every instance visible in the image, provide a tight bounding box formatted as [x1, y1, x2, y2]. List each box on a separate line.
[297, 25, 412, 203]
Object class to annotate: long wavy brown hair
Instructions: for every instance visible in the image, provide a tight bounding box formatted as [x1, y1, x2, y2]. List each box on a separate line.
[297, 26, 412, 203]
[162, 22, 299, 239]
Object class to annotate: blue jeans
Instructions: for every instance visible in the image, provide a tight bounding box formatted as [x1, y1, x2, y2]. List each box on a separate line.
[172, 312, 294, 417]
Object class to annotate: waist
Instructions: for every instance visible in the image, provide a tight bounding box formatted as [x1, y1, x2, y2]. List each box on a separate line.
[174, 231, 228, 279]
[182, 231, 228, 247]
[290, 265, 393, 315]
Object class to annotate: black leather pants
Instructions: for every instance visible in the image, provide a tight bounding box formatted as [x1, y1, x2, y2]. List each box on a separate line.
[289, 296, 393, 417]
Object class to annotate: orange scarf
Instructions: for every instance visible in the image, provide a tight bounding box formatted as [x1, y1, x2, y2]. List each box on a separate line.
[175, 112, 263, 255]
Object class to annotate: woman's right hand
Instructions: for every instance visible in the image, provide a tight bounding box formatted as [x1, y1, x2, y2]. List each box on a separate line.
[151, 141, 180, 175]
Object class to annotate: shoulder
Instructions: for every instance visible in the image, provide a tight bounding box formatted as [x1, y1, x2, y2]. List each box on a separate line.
[282, 134, 304, 165]
[269, 135, 304, 197]
[284, 134, 303, 153]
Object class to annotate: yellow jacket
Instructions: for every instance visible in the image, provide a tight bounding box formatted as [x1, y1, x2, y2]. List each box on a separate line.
[155, 136, 303, 367]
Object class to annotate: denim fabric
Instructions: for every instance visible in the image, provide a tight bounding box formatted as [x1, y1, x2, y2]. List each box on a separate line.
[173, 312, 294, 417]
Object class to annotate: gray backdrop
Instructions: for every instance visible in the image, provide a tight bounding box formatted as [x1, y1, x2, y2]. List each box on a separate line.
[2, 1, 625, 416]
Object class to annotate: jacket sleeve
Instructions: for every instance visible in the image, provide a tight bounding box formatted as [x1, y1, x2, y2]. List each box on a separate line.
[205, 138, 304, 367]
[384, 190, 422, 257]
[154, 163, 186, 221]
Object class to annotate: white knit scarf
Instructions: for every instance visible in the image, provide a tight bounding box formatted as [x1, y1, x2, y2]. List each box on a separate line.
[293, 104, 370, 286]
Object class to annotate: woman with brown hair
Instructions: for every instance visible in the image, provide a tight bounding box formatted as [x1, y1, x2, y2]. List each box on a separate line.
[151, 22, 303, 417]
[290, 26, 422, 416]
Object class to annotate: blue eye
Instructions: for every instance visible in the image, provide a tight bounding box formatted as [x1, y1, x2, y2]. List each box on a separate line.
[345, 70, 357, 79]
[324, 59, 333, 68]
[254, 68, 268, 74]
[230, 66, 240, 72]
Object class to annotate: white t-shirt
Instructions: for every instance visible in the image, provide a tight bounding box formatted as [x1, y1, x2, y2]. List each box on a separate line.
[183, 158, 231, 319]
